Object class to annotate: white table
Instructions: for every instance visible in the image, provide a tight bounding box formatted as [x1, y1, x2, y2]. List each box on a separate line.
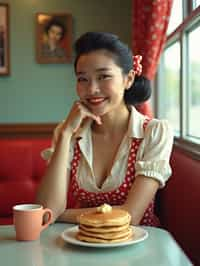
[0, 223, 193, 266]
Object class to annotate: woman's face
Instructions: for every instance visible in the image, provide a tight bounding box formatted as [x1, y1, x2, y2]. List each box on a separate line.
[76, 50, 133, 117]
[47, 25, 63, 44]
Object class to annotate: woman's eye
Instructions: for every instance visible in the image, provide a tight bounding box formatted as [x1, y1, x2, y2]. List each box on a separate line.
[99, 74, 111, 80]
[77, 77, 87, 82]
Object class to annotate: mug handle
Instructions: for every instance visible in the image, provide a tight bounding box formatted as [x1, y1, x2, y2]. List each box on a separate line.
[41, 208, 53, 230]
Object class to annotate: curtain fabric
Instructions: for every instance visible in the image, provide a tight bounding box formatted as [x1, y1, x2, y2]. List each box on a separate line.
[132, 0, 173, 116]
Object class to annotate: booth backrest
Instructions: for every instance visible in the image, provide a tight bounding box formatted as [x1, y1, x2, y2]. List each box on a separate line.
[0, 138, 199, 265]
[0, 138, 51, 224]
[159, 146, 200, 266]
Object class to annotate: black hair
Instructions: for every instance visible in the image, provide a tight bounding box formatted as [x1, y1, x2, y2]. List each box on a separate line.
[45, 18, 66, 41]
[74, 32, 151, 105]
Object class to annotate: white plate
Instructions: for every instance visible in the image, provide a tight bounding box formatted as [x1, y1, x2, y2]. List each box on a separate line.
[61, 225, 148, 248]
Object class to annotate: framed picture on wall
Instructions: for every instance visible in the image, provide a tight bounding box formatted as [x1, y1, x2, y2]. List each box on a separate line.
[0, 3, 10, 75]
[36, 12, 72, 64]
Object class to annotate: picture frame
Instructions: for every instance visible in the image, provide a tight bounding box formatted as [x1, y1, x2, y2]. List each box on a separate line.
[0, 3, 10, 75]
[36, 12, 72, 64]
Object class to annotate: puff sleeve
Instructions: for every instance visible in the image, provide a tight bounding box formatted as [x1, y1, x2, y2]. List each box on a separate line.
[135, 119, 174, 188]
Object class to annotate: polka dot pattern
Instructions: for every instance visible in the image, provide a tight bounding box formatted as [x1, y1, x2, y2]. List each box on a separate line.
[133, 1, 172, 120]
[132, 0, 173, 80]
[67, 118, 160, 226]
[133, 55, 142, 76]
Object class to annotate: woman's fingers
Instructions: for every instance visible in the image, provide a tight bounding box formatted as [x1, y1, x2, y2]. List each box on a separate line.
[63, 100, 102, 134]
[77, 101, 102, 125]
[72, 114, 101, 134]
[87, 113, 102, 125]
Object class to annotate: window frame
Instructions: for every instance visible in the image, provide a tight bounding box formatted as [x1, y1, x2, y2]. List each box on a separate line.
[156, 3, 200, 160]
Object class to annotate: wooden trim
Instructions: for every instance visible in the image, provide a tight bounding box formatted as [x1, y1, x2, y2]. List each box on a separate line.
[0, 123, 56, 137]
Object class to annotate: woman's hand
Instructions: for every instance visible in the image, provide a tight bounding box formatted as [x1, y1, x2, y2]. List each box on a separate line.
[61, 101, 102, 136]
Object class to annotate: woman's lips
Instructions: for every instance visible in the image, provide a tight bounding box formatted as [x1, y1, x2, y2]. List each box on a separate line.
[87, 97, 106, 105]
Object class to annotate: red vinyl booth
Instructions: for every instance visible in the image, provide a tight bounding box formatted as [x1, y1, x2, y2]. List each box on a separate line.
[0, 138, 51, 225]
[0, 138, 199, 265]
[158, 146, 200, 266]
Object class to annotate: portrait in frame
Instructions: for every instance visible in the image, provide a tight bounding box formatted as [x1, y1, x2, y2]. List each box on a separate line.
[36, 12, 72, 64]
[0, 3, 10, 75]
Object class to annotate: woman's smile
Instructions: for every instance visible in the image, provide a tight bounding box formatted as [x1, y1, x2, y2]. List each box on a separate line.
[86, 97, 107, 105]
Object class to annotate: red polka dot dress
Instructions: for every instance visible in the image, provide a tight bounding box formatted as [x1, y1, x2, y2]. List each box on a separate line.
[67, 119, 160, 226]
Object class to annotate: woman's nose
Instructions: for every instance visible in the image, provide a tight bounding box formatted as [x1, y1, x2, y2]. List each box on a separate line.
[87, 80, 100, 94]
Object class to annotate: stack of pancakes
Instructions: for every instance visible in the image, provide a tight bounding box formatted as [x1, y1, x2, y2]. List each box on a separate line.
[77, 205, 133, 243]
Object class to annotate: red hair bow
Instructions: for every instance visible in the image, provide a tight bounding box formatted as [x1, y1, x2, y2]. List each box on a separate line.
[133, 55, 142, 76]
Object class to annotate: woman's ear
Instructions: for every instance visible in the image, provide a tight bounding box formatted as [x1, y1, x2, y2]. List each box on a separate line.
[125, 69, 135, 90]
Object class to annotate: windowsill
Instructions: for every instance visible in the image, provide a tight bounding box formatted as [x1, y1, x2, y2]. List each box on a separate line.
[174, 137, 200, 160]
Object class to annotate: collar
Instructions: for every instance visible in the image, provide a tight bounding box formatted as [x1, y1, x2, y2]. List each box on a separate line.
[127, 106, 147, 138]
[74, 106, 147, 141]
[73, 106, 148, 168]
[73, 120, 93, 167]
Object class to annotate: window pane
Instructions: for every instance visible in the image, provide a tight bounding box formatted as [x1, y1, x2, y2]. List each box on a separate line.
[162, 43, 180, 133]
[167, 0, 183, 35]
[188, 26, 200, 140]
[193, 0, 200, 9]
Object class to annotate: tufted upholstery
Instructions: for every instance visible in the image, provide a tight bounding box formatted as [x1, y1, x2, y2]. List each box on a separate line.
[0, 138, 51, 225]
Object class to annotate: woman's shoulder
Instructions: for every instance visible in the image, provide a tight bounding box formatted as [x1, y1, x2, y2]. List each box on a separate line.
[145, 118, 174, 139]
[148, 117, 172, 127]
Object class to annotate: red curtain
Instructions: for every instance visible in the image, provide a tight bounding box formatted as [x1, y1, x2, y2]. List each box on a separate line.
[132, 0, 173, 117]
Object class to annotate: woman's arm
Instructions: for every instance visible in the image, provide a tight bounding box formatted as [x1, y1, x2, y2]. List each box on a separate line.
[121, 175, 159, 225]
[57, 206, 96, 224]
[56, 175, 159, 225]
[36, 131, 72, 222]
[36, 101, 102, 222]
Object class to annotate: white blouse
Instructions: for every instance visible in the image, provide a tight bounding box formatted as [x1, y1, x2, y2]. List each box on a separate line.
[42, 107, 174, 192]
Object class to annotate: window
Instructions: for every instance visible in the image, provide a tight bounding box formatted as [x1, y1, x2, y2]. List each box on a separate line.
[157, 1, 200, 155]
[167, 0, 183, 35]
[187, 26, 200, 139]
[193, 0, 200, 9]
[162, 42, 180, 134]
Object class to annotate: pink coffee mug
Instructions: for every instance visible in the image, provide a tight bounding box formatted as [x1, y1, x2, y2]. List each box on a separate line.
[13, 204, 53, 241]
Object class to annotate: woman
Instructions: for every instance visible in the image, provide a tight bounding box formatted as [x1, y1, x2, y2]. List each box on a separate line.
[41, 18, 66, 58]
[36, 32, 173, 226]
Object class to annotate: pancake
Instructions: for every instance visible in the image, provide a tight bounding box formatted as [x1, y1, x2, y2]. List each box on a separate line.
[79, 223, 130, 233]
[79, 208, 131, 227]
[77, 204, 133, 244]
[77, 230, 133, 243]
[79, 226, 133, 240]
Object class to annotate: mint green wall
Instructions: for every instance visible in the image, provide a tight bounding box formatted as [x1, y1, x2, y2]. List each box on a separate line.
[0, 0, 131, 123]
